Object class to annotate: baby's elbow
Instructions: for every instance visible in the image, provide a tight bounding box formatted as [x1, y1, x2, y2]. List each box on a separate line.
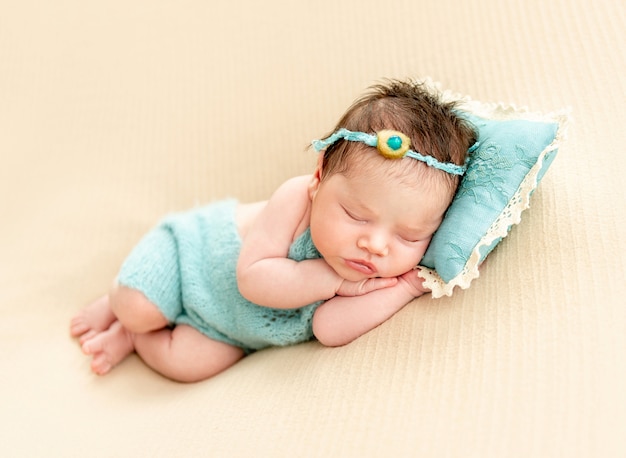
[313, 329, 346, 348]
[312, 312, 351, 348]
[235, 265, 256, 303]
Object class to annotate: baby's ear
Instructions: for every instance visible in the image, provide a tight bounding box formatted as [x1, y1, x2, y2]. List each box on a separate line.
[314, 152, 324, 177]
[308, 153, 324, 199]
[308, 173, 321, 200]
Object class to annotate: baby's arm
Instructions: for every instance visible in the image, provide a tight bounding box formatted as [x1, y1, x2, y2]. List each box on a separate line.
[312, 269, 428, 347]
[237, 176, 394, 309]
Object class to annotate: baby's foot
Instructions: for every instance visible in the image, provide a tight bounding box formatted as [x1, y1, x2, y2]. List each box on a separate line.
[81, 320, 135, 375]
[70, 295, 116, 345]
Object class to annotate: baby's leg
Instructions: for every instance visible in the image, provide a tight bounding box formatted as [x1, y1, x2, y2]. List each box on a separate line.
[76, 286, 171, 375]
[77, 286, 244, 381]
[133, 325, 245, 383]
[108, 285, 169, 333]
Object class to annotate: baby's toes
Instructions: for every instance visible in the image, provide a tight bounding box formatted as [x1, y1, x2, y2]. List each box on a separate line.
[81, 333, 104, 355]
[69, 316, 89, 337]
[90, 353, 113, 375]
[78, 329, 98, 346]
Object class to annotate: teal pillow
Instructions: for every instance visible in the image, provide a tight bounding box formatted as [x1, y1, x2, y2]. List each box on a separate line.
[418, 94, 569, 298]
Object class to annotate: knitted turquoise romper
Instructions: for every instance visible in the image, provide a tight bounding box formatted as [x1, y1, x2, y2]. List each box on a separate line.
[117, 199, 323, 354]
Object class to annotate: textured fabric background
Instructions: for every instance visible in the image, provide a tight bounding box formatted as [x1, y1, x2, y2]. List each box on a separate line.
[1, 0, 624, 456]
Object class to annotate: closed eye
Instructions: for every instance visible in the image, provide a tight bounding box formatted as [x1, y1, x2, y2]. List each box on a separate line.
[342, 206, 366, 222]
[398, 232, 428, 244]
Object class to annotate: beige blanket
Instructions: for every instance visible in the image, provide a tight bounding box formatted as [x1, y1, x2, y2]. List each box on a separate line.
[2, 0, 625, 456]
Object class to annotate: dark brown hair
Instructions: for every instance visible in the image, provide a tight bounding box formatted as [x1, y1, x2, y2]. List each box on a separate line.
[319, 79, 476, 196]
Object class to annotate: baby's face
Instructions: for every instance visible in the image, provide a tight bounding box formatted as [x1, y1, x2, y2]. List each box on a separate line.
[309, 162, 451, 281]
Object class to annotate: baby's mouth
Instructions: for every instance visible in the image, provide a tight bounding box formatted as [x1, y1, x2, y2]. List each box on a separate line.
[345, 259, 378, 275]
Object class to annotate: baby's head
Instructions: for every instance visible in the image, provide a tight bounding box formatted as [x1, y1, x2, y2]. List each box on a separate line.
[308, 80, 477, 280]
[316, 80, 476, 206]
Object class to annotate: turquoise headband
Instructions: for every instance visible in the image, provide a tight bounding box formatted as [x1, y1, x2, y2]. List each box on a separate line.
[312, 128, 473, 176]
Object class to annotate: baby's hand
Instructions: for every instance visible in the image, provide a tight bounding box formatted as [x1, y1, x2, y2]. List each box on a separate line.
[336, 276, 398, 297]
[397, 268, 430, 297]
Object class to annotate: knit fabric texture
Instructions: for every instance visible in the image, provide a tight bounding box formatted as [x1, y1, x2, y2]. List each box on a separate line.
[117, 199, 323, 353]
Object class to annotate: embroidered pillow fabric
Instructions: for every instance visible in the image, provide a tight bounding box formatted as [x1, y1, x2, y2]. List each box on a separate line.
[418, 85, 569, 298]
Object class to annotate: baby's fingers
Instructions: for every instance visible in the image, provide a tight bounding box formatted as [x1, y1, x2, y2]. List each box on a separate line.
[336, 277, 398, 296]
[399, 268, 430, 296]
[362, 276, 398, 294]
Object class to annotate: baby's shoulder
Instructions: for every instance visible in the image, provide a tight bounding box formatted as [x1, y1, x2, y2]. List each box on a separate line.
[270, 175, 313, 239]
[276, 174, 313, 195]
[268, 175, 314, 211]
[237, 175, 313, 241]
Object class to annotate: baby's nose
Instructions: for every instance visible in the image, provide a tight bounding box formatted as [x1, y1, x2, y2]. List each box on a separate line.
[358, 231, 389, 257]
